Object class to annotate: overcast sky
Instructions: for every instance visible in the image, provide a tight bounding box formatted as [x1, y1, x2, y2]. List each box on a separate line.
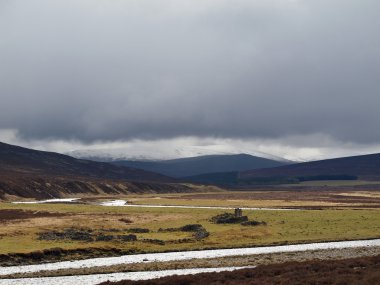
[1, 0, 380, 160]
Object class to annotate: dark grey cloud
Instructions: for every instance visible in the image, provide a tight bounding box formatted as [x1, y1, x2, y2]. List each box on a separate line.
[1, 0, 380, 143]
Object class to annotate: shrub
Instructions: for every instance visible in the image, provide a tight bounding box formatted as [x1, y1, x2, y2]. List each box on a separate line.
[193, 229, 210, 240]
[142, 239, 165, 245]
[96, 234, 115, 241]
[38, 228, 93, 242]
[118, 234, 137, 242]
[127, 228, 150, 233]
[43, 247, 63, 256]
[210, 213, 248, 224]
[180, 224, 204, 232]
[29, 250, 44, 260]
[241, 220, 267, 226]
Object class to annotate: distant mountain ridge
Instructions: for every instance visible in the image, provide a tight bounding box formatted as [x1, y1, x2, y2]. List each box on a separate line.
[4, 140, 380, 197]
[185, 152, 380, 185]
[241, 152, 380, 179]
[67, 146, 291, 163]
[113, 154, 291, 178]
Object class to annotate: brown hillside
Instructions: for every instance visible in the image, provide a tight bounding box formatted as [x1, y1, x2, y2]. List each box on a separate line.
[241, 153, 380, 180]
[0, 142, 189, 200]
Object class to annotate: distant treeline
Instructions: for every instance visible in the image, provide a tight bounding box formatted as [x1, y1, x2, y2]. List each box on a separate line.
[240, 174, 358, 185]
[186, 173, 358, 186]
[185, 172, 239, 185]
[297, 174, 358, 182]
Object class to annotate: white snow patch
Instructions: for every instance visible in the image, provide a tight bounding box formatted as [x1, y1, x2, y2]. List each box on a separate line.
[12, 198, 80, 204]
[101, 202, 296, 211]
[1, 239, 379, 276]
[99, 200, 127, 206]
[0, 266, 251, 285]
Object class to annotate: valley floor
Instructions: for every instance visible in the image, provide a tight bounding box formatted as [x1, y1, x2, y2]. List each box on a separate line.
[0, 189, 379, 284]
[0, 190, 379, 264]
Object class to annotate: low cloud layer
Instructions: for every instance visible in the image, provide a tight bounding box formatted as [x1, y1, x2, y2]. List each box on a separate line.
[2, 128, 380, 162]
[1, 1, 380, 154]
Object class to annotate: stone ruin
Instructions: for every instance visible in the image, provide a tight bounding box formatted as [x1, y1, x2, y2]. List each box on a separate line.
[210, 208, 248, 224]
[211, 208, 267, 226]
[234, 208, 243, 218]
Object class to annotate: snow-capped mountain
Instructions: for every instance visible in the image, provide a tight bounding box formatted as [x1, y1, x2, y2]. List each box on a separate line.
[67, 145, 290, 163]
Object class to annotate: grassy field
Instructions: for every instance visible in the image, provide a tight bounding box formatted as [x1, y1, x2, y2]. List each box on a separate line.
[127, 196, 343, 208]
[126, 189, 380, 208]
[0, 200, 379, 257]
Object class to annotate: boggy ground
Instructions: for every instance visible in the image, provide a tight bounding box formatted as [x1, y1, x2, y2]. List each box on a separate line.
[0, 190, 379, 266]
[99, 254, 380, 285]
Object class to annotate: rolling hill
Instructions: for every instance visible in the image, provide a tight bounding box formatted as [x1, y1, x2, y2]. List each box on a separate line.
[113, 154, 291, 178]
[0, 142, 172, 182]
[241, 153, 380, 179]
[185, 153, 380, 185]
[0, 142, 194, 200]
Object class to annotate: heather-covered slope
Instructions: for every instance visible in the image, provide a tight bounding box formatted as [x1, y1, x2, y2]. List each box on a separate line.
[241, 152, 380, 180]
[0, 142, 190, 200]
[0, 142, 172, 182]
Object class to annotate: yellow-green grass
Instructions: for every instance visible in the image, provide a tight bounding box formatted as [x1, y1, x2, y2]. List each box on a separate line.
[127, 196, 345, 208]
[336, 191, 380, 198]
[126, 190, 380, 208]
[0, 202, 379, 256]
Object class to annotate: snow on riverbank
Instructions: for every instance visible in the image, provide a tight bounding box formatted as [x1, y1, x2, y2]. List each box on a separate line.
[96, 199, 295, 211]
[99, 200, 127, 206]
[11, 198, 293, 211]
[122, 203, 296, 211]
[12, 198, 80, 204]
[1, 239, 379, 276]
[0, 266, 250, 285]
